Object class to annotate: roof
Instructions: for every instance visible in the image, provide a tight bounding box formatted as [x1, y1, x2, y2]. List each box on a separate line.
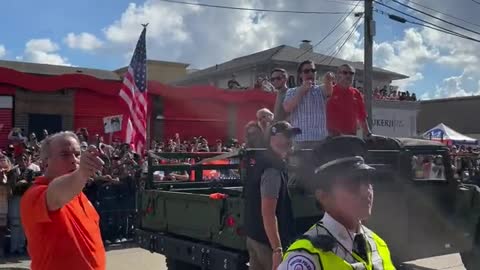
[420, 94, 480, 104]
[174, 45, 408, 84]
[114, 59, 190, 74]
[395, 137, 446, 148]
[366, 136, 446, 151]
[0, 59, 121, 81]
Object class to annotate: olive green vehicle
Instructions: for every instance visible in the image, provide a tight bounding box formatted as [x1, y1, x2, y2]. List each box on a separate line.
[135, 137, 480, 270]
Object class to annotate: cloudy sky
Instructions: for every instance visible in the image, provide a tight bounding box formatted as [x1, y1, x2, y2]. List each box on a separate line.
[1, 0, 479, 99]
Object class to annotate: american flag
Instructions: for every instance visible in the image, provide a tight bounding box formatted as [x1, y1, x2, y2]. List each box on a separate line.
[119, 26, 148, 154]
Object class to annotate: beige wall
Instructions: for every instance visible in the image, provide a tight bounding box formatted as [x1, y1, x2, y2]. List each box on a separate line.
[147, 62, 188, 83]
[116, 61, 189, 84]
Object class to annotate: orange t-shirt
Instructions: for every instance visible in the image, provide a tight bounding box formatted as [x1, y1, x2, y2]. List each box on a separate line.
[20, 176, 106, 270]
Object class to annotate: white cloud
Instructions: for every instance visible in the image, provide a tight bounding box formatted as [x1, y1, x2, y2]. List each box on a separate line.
[372, 28, 439, 88]
[422, 72, 480, 100]
[64, 32, 103, 51]
[65, 0, 364, 68]
[58, 0, 480, 99]
[0, 45, 5, 58]
[23, 39, 70, 66]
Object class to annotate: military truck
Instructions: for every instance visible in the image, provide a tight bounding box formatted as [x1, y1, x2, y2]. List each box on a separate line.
[135, 137, 480, 269]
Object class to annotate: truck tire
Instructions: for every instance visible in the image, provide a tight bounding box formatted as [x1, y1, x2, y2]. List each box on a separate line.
[461, 248, 480, 270]
[165, 257, 200, 270]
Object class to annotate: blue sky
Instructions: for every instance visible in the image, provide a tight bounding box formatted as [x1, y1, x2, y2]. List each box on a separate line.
[1, 0, 479, 99]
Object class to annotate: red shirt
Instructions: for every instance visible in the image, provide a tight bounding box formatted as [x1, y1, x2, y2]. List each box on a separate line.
[327, 85, 367, 135]
[20, 176, 106, 270]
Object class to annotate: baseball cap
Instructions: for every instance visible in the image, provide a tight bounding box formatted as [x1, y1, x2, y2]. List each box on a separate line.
[269, 121, 302, 138]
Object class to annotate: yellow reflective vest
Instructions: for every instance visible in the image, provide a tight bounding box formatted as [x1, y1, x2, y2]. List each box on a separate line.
[284, 224, 396, 270]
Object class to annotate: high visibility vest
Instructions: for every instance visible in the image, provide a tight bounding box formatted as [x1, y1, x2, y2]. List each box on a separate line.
[284, 224, 395, 270]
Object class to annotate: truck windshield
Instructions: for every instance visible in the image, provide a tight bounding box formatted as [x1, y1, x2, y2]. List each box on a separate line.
[412, 154, 446, 181]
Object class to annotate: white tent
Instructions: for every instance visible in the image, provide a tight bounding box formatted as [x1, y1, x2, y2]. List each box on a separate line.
[422, 123, 478, 144]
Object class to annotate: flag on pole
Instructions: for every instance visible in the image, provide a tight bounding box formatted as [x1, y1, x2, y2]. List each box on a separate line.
[119, 26, 148, 154]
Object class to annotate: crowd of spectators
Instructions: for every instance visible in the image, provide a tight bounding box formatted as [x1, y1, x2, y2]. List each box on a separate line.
[373, 87, 417, 101]
[0, 127, 153, 255]
[449, 145, 480, 182]
[150, 133, 243, 154]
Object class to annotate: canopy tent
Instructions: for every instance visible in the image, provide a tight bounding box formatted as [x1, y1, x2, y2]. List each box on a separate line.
[422, 123, 478, 145]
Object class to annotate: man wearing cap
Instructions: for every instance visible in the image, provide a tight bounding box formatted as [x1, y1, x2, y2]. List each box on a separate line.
[245, 121, 300, 270]
[278, 136, 395, 270]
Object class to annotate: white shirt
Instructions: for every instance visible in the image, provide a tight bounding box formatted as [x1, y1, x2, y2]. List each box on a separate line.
[277, 213, 362, 270]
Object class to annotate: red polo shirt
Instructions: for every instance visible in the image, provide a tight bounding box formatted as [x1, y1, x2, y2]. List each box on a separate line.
[20, 176, 106, 270]
[327, 85, 367, 135]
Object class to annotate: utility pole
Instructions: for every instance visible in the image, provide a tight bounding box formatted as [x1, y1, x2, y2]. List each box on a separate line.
[364, 0, 374, 128]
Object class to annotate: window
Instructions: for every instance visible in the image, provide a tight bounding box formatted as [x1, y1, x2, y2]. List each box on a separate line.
[412, 154, 446, 181]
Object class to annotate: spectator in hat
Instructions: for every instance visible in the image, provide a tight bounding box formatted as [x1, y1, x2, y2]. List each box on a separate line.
[245, 121, 299, 270]
[278, 136, 394, 270]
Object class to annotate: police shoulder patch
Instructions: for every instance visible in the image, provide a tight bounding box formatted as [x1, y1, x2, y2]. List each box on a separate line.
[287, 254, 316, 270]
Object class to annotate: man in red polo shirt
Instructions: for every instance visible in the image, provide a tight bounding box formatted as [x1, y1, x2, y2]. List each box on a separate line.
[20, 131, 106, 270]
[327, 64, 372, 137]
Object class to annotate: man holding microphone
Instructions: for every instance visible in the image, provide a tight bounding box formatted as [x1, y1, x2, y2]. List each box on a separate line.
[283, 60, 334, 149]
[21, 131, 107, 270]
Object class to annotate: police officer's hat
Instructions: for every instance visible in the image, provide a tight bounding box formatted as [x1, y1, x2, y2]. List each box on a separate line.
[310, 136, 375, 189]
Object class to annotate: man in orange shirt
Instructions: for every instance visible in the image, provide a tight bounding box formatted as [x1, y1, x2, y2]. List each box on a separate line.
[326, 64, 372, 137]
[20, 131, 106, 270]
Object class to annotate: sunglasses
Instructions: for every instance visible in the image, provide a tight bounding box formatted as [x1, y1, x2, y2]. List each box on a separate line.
[270, 76, 283, 82]
[302, 68, 317, 74]
[340, 70, 355, 75]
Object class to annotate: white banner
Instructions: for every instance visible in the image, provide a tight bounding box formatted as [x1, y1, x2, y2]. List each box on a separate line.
[103, 115, 123, 134]
[372, 108, 417, 137]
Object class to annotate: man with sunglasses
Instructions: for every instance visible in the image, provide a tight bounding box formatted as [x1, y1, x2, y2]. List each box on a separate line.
[283, 60, 334, 149]
[327, 64, 372, 137]
[245, 121, 299, 270]
[270, 68, 289, 122]
[278, 136, 395, 270]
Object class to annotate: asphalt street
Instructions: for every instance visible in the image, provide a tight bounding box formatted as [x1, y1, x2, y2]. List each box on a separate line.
[0, 247, 467, 270]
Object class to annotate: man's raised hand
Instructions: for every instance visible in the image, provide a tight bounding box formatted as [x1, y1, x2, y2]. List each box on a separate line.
[78, 145, 104, 178]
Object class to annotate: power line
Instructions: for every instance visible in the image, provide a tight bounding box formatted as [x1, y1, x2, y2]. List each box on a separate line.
[389, 0, 480, 37]
[317, 16, 363, 65]
[158, 0, 351, 15]
[374, 8, 480, 43]
[408, 0, 480, 29]
[373, 0, 480, 43]
[471, 0, 480, 5]
[326, 17, 363, 65]
[296, 1, 362, 59]
[324, 0, 364, 7]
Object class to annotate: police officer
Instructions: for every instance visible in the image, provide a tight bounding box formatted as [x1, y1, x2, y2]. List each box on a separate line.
[278, 136, 395, 270]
